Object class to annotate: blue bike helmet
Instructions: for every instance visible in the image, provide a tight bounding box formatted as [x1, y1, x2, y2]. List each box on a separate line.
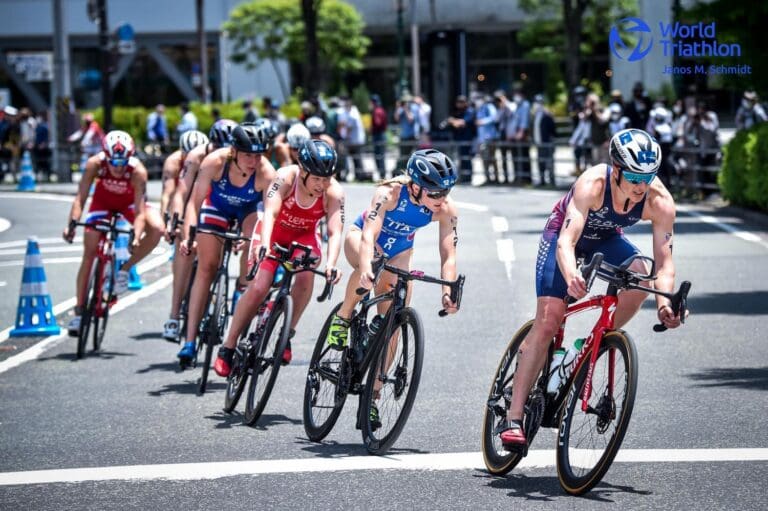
[406, 149, 457, 190]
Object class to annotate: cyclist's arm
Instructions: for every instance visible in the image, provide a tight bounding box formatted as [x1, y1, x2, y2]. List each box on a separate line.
[324, 180, 345, 270]
[436, 198, 459, 306]
[557, 171, 600, 291]
[130, 163, 150, 243]
[359, 184, 393, 276]
[67, 155, 99, 224]
[160, 153, 180, 217]
[258, 169, 289, 256]
[183, 155, 217, 240]
[649, 190, 677, 311]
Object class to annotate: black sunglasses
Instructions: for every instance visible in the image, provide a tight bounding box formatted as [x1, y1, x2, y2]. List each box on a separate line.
[425, 188, 450, 199]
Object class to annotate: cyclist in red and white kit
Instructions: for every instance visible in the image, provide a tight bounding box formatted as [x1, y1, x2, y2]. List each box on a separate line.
[62, 130, 164, 335]
[214, 139, 345, 376]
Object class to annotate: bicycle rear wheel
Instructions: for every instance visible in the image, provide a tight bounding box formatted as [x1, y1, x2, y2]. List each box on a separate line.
[482, 320, 546, 475]
[199, 270, 228, 395]
[303, 302, 348, 442]
[223, 329, 253, 413]
[77, 260, 99, 359]
[244, 296, 292, 426]
[556, 330, 638, 495]
[361, 307, 424, 455]
[92, 259, 114, 352]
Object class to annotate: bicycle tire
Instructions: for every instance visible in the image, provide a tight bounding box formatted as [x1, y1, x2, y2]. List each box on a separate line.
[303, 302, 347, 442]
[178, 261, 197, 344]
[244, 296, 293, 426]
[482, 320, 548, 475]
[556, 330, 638, 495]
[77, 260, 99, 359]
[199, 270, 228, 395]
[93, 259, 114, 352]
[223, 328, 254, 413]
[361, 307, 424, 455]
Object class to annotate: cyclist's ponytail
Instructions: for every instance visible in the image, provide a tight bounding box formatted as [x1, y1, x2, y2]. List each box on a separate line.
[377, 175, 410, 187]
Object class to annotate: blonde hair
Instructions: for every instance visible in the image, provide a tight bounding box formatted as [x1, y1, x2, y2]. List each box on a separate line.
[376, 175, 410, 187]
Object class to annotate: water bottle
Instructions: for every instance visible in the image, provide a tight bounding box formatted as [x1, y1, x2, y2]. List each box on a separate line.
[368, 314, 385, 338]
[546, 348, 567, 395]
[546, 338, 585, 395]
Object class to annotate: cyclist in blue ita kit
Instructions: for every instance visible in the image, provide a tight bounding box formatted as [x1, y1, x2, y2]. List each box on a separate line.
[177, 123, 277, 363]
[499, 128, 685, 449]
[325, 149, 461, 349]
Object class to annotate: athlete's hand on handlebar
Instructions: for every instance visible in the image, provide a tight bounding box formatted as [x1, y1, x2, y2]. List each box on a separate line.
[180, 238, 196, 256]
[326, 266, 342, 285]
[358, 269, 375, 291]
[441, 293, 458, 315]
[62, 223, 76, 244]
[566, 273, 588, 300]
[657, 304, 687, 330]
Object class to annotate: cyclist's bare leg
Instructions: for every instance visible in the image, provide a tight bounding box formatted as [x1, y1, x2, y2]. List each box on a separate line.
[183, 233, 222, 343]
[614, 258, 652, 328]
[221, 267, 273, 350]
[75, 230, 101, 308]
[169, 237, 194, 318]
[120, 209, 164, 270]
[236, 211, 259, 287]
[289, 270, 315, 331]
[506, 296, 567, 422]
[337, 228, 364, 319]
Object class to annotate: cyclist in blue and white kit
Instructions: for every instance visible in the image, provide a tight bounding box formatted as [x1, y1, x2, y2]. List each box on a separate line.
[325, 149, 461, 350]
[499, 129, 685, 450]
[176, 123, 277, 363]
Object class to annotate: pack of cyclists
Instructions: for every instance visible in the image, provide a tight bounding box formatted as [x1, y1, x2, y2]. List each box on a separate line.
[60, 119, 687, 463]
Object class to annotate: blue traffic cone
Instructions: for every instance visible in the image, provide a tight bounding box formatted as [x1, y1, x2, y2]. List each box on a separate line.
[10, 237, 60, 337]
[114, 218, 144, 290]
[17, 150, 36, 191]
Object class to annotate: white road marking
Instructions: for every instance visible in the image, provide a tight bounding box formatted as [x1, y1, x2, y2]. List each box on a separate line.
[0, 245, 82, 256]
[0, 192, 73, 202]
[0, 274, 172, 375]
[678, 206, 768, 250]
[1, 448, 766, 486]
[496, 238, 515, 281]
[0, 251, 171, 345]
[0, 281, 6, 287]
[0, 217, 10, 233]
[491, 216, 508, 233]
[454, 201, 489, 212]
[0, 257, 83, 268]
[0, 237, 82, 249]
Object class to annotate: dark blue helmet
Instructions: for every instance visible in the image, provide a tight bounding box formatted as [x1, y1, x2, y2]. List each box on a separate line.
[231, 122, 270, 153]
[406, 149, 457, 190]
[208, 119, 237, 148]
[298, 139, 337, 177]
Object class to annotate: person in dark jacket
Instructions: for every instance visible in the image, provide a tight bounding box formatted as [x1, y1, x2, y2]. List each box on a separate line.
[531, 95, 557, 187]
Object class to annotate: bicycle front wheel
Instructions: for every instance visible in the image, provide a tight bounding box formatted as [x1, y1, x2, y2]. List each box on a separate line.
[361, 307, 424, 455]
[244, 296, 293, 426]
[93, 259, 114, 352]
[556, 330, 638, 495]
[223, 330, 253, 413]
[199, 270, 228, 395]
[481, 320, 540, 475]
[303, 302, 347, 442]
[77, 259, 100, 359]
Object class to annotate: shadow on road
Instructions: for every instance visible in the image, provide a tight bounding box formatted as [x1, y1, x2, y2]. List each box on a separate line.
[295, 437, 429, 458]
[136, 361, 181, 374]
[476, 470, 652, 501]
[130, 332, 165, 341]
[686, 366, 768, 391]
[147, 380, 226, 396]
[641, 290, 768, 316]
[36, 350, 134, 362]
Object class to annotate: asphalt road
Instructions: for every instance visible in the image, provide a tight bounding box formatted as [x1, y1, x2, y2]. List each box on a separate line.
[0, 184, 766, 510]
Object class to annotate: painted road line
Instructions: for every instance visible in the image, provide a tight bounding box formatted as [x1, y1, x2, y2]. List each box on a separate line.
[0, 245, 83, 256]
[496, 238, 515, 281]
[454, 201, 489, 212]
[491, 216, 509, 233]
[0, 237, 83, 249]
[0, 251, 171, 345]
[2, 448, 767, 486]
[0, 217, 10, 233]
[678, 206, 768, 250]
[0, 257, 83, 268]
[0, 274, 172, 375]
[0, 192, 74, 202]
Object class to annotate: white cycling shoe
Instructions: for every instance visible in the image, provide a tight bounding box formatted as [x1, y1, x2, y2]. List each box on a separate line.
[67, 316, 81, 337]
[163, 319, 180, 343]
[113, 270, 130, 295]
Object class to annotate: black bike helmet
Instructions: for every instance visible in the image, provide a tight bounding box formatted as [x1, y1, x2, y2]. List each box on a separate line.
[208, 119, 237, 148]
[406, 149, 458, 190]
[298, 139, 337, 177]
[230, 122, 270, 153]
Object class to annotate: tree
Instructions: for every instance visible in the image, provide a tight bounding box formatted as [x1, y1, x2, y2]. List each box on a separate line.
[223, 0, 369, 99]
[302, 0, 320, 96]
[683, 0, 768, 93]
[519, 0, 637, 91]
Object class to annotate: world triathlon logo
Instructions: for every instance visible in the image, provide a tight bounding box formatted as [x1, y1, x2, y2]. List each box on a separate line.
[609, 17, 653, 62]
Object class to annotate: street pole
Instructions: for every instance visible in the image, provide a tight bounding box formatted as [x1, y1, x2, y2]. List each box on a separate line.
[52, 0, 72, 181]
[396, 0, 408, 97]
[409, 0, 420, 96]
[196, 0, 209, 103]
[97, 0, 112, 130]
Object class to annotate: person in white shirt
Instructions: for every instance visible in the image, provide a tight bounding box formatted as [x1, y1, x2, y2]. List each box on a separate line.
[337, 98, 368, 181]
[176, 102, 198, 136]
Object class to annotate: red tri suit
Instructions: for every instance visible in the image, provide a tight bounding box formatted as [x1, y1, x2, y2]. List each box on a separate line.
[258, 167, 326, 274]
[85, 153, 143, 224]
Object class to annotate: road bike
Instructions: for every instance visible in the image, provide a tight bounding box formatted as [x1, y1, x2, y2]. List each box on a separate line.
[224, 242, 335, 426]
[67, 213, 133, 359]
[482, 252, 691, 495]
[303, 256, 465, 454]
[181, 224, 250, 396]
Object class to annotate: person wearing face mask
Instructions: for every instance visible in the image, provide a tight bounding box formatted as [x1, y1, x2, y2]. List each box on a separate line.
[608, 103, 630, 135]
[735, 91, 768, 132]
[508, 85, 532, 184]
[624, 82, 652, 130]
[646, 106, 675, 189]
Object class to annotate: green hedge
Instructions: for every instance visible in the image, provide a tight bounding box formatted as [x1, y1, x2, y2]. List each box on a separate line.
[719, 123, 768, 211]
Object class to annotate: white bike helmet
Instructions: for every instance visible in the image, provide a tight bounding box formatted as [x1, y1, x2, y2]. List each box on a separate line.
[609, 129, 661, 174]
[179, 130, 209, 154]
[286, 123, 311, 149]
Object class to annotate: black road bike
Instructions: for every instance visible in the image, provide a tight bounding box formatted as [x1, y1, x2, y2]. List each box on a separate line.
[223, 242, 335, 425]
[303, 256, 465, 455]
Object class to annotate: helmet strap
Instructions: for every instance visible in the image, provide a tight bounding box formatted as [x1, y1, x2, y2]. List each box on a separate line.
[409, 182, 424, 203]
[301, 167, 309, 188]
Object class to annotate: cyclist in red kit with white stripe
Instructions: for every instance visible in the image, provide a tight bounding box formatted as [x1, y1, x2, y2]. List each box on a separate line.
[214, 139, 345, 376]
[62, 130, 164, 335]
